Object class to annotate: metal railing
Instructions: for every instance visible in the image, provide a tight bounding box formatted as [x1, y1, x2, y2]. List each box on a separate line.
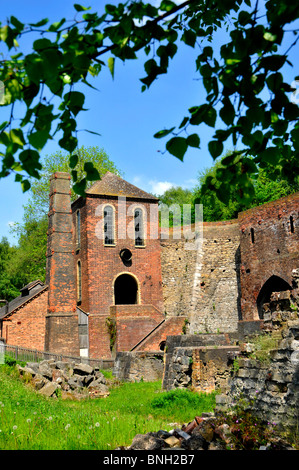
[2, 343, 114, 370]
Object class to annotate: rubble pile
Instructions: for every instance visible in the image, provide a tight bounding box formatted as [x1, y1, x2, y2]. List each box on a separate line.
[17, 359, 110, 400]
[124, 413, 293, 451]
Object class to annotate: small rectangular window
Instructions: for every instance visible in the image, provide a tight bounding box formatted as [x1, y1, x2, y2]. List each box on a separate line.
[134, 209, 144, 246]
[76, 210, 81, 247]
[104, 206, 115, 245]
[250, 227, 255, 244]
[77, 261, 82, 304]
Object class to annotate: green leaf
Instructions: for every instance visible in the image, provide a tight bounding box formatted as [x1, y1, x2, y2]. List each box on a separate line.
[160, 0, 177, 12]
[63, 91, 85, 116]
[21, 179, 31, 192]
[9, 129, 25, 147]
[154, 127, 175, 139]
[29, 18, 48, 27]
[10, 16, 24, 31]
[59, 135, 78, 153]
[166, 137, 188, 161]
[259, 147, 281, 165]
[69, 154, 79, 169]
[190, 104, 216, 127]
[108, 57, 115, 79]
[33, 38, 53, 51]
[182, 29, 197, 48]
[28, 131, 49, 151]
[220, 98, 235, 126]
[83, 129, 101, 136]
[178, 117, 189, 129]
[208, 140, 223, 159]
[260, 55, 286, 72]
[73, 177, 87, 197]
[74, 4, 91, 12]
[186, 134, 200, 148]
[84, 161, 100, 181]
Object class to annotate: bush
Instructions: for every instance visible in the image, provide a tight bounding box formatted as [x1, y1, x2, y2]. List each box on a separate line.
[4, 355, 17, 366]
[150, 388, 217, 421]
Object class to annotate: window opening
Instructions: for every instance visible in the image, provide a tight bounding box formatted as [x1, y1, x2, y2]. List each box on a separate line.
[256, 275, 292, 319]
[77, 261, 82, 304]
[134, 209, 144, 246]
[104, 206, 115, 245]
[114, 274, 138, 305]
[76, 210, 81, 247]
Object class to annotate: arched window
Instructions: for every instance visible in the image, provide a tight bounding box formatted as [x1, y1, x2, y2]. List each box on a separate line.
[134, 208, 145, 247]
[114, 273, 139, 305]
[104, 205, 115, 245]
[77, 260, 82, 304]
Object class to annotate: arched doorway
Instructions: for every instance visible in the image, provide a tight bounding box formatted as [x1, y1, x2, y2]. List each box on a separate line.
[114, 273, 138, 305]
[256, 275, 292, 318]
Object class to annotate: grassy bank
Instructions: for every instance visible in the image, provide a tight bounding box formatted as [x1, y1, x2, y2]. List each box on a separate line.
[0, 364, 216, 450]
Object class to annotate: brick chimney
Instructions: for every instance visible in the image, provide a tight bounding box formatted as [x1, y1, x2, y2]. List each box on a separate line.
[45, 172, 79, 356]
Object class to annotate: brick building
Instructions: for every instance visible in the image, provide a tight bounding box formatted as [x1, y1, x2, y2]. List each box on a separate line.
[0, 171, 185, 358]
[0, 171, 298, 358]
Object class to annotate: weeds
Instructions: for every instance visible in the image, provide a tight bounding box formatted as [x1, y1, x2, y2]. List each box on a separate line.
[0, 364, 216, 450]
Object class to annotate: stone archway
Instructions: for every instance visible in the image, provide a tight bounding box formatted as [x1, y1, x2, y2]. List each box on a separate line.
[114, 273, 139, 305]
[256, 275, 292, 318]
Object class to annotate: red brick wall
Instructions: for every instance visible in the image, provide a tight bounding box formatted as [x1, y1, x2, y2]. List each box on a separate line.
[72, 195, 164, 358]
[2, 290, 48, 350]
[110, 305, 165, 352]
[238, 193, 299, 320]
[134, 316, 187, 352]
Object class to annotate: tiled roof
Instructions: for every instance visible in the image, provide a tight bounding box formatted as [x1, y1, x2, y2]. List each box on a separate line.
[86, 172, 158, 201]
[0, 280, 47, 320]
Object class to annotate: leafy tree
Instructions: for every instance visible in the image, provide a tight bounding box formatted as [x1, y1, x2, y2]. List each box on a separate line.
[158, 185, 195, 226]
[0, 0, 298, 203]
[159, 186, 194, 207]
[7, 218, 48, 288]
[194, 154, 299, 221]
[0, 237, 22, 301]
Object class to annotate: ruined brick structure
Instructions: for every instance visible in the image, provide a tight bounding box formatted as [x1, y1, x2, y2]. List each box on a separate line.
[0, 171, 298, 361]
[238, 194, 298, 321]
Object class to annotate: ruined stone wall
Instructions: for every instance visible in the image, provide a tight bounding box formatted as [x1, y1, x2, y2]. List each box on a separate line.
[228, 321, 299, 431]
[161, 221, 241, 334]
[162, 334, 239, 392]
[113, 351, 164, 382]
[160, 237, 197, 317]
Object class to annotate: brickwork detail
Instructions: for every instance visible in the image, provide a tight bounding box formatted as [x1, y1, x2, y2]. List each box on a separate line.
[72, 192, 164, 359]
[238, 193, 299, 320]
[1, 289, 48, 350]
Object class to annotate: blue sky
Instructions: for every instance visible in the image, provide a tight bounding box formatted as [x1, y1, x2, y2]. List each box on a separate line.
[0, 1, 298, 244]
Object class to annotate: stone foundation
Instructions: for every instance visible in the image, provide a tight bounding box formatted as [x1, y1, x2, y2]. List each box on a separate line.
[162, 334, 239, 393]
[113, 351, 164, 382]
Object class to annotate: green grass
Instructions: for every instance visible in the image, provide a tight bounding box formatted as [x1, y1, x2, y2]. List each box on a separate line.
[0, 364, 216, 450]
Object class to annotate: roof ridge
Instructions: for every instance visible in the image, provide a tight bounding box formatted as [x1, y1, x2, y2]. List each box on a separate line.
[0, 285, 48, 320]
[86, 172, 158, 200]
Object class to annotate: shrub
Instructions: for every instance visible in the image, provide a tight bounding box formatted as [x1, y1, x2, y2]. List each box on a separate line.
[150, 388, 217, 421]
